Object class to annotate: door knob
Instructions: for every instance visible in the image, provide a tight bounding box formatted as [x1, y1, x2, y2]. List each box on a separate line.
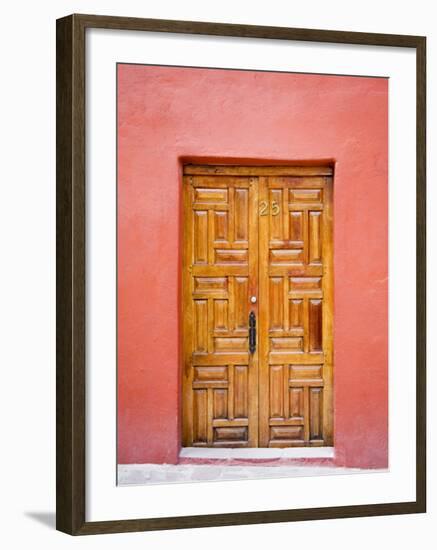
[250, 296, 257, 304]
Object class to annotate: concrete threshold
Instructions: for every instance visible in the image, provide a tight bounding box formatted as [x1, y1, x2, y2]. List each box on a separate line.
[118, 463, 386, 486]
[179, 446, 335, 459]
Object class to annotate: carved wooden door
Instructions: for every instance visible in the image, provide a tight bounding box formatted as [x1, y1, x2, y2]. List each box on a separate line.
[182, 165, 333, 448]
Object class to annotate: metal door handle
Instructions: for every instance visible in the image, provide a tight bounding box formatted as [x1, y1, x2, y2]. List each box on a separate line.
[249, 311, 256, 354]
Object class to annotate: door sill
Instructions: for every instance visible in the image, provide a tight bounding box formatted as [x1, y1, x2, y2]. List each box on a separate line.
[180, 447, 334, 459]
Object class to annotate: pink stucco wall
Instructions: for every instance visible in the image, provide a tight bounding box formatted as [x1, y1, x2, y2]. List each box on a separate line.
[117, 64, 388, 468]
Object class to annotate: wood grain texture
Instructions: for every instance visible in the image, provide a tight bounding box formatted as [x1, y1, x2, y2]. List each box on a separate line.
[183, 170, 333, 449]
[56, 14, 86, 535]
[185, 165, 333, 176]
[56, 12, 426, 535]
[415, 36, 427, 514]
[70, 13, 424, 47]
[183, 169, 333, 448]
[258, 175, 333, 447]
[182, 174, 258, 447]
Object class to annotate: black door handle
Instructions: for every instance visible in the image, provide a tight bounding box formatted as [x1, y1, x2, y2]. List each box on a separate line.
[249, 311, 256, 354]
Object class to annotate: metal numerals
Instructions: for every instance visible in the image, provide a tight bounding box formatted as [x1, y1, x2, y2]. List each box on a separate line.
[259, 200, 280, 216]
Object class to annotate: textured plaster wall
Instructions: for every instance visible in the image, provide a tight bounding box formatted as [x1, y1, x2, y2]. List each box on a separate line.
[117, 64, 388, 468]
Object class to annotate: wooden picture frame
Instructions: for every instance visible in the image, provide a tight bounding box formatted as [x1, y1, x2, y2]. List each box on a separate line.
[56, 13, 426, 535]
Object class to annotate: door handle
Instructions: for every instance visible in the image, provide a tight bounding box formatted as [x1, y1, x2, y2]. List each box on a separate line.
[249, 311, 256, 354]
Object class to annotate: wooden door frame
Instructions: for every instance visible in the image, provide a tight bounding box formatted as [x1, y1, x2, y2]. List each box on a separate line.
[181, 162, 334, 449]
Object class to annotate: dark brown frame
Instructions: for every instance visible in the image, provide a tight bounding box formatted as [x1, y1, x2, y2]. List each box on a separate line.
[56, 13, 426, 535]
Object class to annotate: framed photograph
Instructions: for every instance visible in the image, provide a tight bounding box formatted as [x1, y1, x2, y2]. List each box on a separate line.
[56, 13, 426, 535]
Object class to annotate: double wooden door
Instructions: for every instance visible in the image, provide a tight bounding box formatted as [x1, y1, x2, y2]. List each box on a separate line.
[182, 165, 333, 448]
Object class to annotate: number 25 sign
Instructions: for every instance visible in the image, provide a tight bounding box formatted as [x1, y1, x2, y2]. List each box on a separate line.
[259, 200, 280, 216]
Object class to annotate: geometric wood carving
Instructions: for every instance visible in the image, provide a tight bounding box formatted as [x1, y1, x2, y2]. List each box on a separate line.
[183, 166, 333, 448]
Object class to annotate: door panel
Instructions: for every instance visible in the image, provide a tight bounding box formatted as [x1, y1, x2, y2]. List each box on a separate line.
[258, 175, 333, 447]
[182, 175, 259, 447]
[183, 167, 333, 448]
